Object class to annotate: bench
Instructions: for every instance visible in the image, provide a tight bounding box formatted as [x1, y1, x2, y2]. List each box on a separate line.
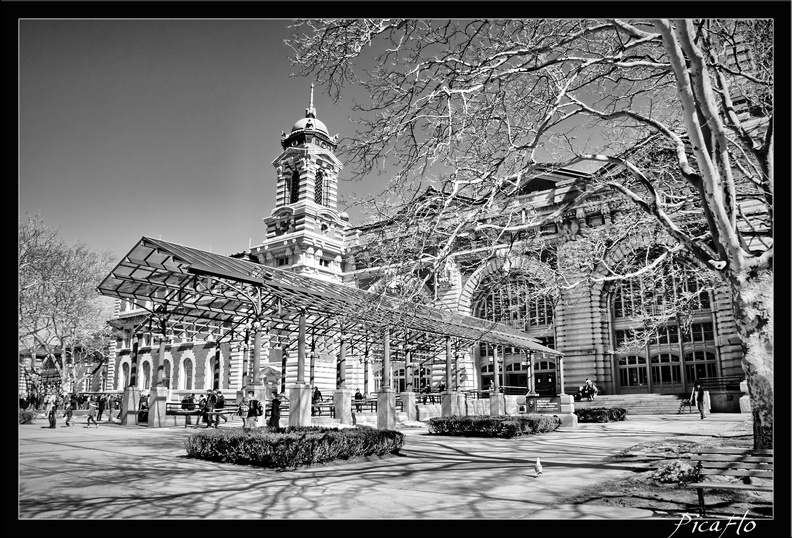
[688, 447, 773, 517]
[165, 403, 240, 427]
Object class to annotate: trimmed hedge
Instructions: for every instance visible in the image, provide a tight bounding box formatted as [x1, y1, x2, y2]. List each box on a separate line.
[19, 409, 37, 424]
[428, 415, 561, 438]
[184, 425, 404, 469]
[574, 407, 628, 423]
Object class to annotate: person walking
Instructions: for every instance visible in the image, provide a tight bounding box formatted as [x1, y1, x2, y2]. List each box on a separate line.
[268, 392, 286, 428]
[214, 389, 228, 425]
[46, 394, 57, 429]
[85, 400, 99, 428]
[62, 401, 75, 427]
[182, 393, 196, 426]
[311, 386, 323, 416]
[243, 390, 263, 430]
[203, 389, 217, 428]
[97, 394, 106, 421]
[692, 380, 706, 419]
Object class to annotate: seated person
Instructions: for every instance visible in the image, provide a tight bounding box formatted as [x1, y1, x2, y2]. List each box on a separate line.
[582, 379, 598, 401]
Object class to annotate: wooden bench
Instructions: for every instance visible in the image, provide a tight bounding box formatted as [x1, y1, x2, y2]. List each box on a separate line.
[688, 447, 773, 517]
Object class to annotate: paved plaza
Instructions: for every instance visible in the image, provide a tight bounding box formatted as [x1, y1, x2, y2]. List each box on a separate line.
[19, 414, 754, 521]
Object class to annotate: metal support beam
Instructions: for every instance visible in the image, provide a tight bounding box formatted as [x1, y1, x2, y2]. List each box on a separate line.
[493, 346, 500, 392]
[297, 310, 306, 384]
[382, 330, 390, 390]
[405, 348, 412, 391]
[445, 336, 452, 391]
[155, 337, 167, 387]
[338, 336, 347, 388]
[252, 321, 262, 384]
[130, 334, 139, 387]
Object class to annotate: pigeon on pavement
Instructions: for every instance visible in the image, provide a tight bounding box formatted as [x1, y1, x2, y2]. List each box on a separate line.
[535, 457, 543, 477]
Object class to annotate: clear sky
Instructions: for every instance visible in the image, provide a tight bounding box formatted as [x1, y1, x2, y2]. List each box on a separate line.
[20, 19, 374, 260]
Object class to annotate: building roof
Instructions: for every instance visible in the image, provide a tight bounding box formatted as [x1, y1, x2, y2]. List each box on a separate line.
[97, 237, 560, 356]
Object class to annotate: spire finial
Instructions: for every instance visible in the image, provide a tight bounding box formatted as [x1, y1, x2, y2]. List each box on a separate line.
[306, 83, 316, 118]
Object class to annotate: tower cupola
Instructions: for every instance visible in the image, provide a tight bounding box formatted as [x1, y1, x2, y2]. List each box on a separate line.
[281, 84, 338, 152]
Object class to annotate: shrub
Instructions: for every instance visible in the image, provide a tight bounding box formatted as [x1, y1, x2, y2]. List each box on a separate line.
[651, 460, 698, 484]
[428, 415, 561, 438]
[19, 409, 37, 424]
[184, 425, 404, 469]
[574, 407, 627, 423]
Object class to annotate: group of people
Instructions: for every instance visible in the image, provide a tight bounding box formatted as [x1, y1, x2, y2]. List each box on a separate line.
[237, 390, 285, 430]
[179, 389, 228, 428]
[35, 392, 120, 429]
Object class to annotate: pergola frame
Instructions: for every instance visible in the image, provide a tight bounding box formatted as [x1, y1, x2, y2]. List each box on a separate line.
[98, 237, 560, 388]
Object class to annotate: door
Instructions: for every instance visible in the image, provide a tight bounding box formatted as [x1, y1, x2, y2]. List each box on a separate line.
[534, 372, 556, 396]
[506, 373, 528, 393]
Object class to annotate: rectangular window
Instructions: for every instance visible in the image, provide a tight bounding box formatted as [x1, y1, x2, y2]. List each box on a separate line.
[276, 257, 290, 267]
[586, 213, 604, 227]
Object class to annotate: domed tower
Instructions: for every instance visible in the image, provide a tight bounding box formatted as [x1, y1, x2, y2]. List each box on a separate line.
[254, 84, 349, 282]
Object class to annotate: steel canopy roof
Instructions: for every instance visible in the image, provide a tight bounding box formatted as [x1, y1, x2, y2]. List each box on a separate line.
[97, 237, 560, 356]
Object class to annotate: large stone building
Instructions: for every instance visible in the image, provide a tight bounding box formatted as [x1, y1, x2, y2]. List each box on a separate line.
[104, 87, 745, 401]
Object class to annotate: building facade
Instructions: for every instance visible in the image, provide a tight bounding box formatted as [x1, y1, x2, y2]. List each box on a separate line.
[104, 88, 745, 400]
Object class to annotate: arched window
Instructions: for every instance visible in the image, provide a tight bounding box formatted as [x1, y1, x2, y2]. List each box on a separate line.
[473, 273, 554, 330]
[206, 356, 218, 390]
[120, 362, 130, 390]
[290, 169, 301, 204]
[393, 367, 406, 392]
[314, 169, 324, 205]
[164, 360, 171, 389]
[182, 358, 193, 391]
[612, 258, 712, 319]
[141, 362, 151, 390]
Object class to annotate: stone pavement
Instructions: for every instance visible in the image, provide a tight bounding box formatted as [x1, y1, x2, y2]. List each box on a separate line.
[18, 413, 753, 521]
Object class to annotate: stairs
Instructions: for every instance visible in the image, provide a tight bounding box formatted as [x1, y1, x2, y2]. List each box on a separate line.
[573, 394, 694, 415]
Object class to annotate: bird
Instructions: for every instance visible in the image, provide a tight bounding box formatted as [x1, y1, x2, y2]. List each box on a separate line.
[535, 457, 543, 477]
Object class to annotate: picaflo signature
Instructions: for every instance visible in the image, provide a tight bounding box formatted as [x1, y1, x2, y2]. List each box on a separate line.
[669, 512, 758, 538]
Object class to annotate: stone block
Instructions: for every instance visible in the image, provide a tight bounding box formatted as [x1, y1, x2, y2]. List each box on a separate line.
[416, 404, 442, 421]
[334, 388, 354, 425]
[147, 386, 169, 428]
[377, 388, 397, 429]
[288, 384, 312, 427]
[556, 413, 578, 428]
[120, 386, 142, 426]
[489, 393, 505, 416]
[504, 395, 519, 415]
[399, 391, 417, 421]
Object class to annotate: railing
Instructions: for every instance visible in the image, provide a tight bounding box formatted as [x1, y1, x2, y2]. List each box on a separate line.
[701, 376, 744, 391]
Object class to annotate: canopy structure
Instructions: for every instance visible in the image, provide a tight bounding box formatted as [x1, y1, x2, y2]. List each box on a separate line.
[97, 237, 560, 357]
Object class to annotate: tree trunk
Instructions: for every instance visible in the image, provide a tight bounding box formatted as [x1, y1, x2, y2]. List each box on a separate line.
[730, 270, 773, 450]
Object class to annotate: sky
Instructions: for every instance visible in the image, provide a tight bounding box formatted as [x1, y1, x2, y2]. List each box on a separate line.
[20, 19, 377, 260]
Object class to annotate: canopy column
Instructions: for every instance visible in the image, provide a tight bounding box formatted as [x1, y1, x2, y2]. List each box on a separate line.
[289, 310, 311, 427]
[121, 334, 142, 426]
[490, 346, 505, 416]
[377, 329, 396, 429]
[399, 346, 416, 420]
[147, 335, 169, 428]
[333, 335, 353, 424]
[241, 320, 268, 429]
[442, 336, 462, 417]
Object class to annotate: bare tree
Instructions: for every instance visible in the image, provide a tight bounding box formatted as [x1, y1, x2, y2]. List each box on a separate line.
[287, 19, 774, 448]
[18, 214, 116, 393]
